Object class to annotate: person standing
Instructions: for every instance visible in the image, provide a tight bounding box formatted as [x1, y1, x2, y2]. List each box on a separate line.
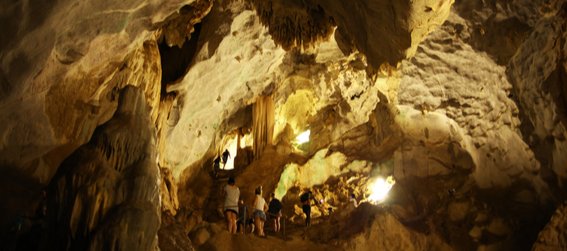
[267, 193, 283, 233]
[252, 186, 268, 237]
[349, 193, 358, 208]
[222, 149, 231, 169]
[223, 177, 240, 234]
[300, 190, 313, 227]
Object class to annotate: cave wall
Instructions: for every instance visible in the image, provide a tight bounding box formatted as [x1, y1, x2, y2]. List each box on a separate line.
[507, 4, 567, 189]
[249, 0, 454, 68]
[1, 0, 566, 250]
[46, 86, 160, 250]
[0, 0, 194, 184]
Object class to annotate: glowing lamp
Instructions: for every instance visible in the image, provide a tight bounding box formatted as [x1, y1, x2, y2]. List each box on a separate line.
[367, 176, 395, 204]
[295, 130, 311, 144]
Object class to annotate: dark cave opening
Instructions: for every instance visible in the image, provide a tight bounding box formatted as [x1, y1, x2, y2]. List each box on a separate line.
[158, 23, 202, 97]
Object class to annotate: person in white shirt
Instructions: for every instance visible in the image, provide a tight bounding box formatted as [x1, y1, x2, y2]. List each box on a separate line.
[223, 177, 240, 234]
[252, 186, 268, 237]
[349, 193, 358, 208]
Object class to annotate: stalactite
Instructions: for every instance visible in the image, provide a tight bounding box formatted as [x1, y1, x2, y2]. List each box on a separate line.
[252, 95, 275, 159]
[249, 0, 335, 50]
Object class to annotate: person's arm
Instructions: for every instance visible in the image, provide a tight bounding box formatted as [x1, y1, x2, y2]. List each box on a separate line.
[263, 198, 268, 211]
[253, 196, 258, 209]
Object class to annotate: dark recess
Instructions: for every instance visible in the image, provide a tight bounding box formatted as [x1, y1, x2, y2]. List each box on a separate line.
[158, 23, 202, 97]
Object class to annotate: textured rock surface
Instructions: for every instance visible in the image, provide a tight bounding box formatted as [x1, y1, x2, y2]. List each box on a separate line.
[0, 0, 192, 184]
[1, 0, 567, 250]
[507, 4, 567, 188]
[533, 203, 567, 250]
[158, 212, 195, 251]
[46, 86, 160, 250]
[250, 0, 454, 68]
[399, 12, 547, 191]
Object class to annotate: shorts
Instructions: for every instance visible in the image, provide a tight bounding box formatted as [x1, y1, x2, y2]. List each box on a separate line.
[253, 209, 266, 221]
[225, 206, 238, 215]
[268, 210, 282, 219]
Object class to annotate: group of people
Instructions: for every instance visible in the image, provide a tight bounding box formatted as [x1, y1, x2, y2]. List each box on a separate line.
[222, 177, 283, 237]
[223, 177, 351, 236]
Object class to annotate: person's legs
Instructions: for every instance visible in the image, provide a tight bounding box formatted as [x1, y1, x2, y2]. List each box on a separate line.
[254, 216, 261, 235]
[238, 221, 243, 234]
[225, 210, 237, 234]
[231, 212, 238, 234]
[302, 205, 311, 226]
[259, 219, 265, 236]
[271, 218, 277, 232]
[225, 210, 231, 231]
[249, 219, 255, 234]
[275, 217, 280, 232]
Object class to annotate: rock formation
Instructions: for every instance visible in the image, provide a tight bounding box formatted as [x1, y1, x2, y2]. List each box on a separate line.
[1, 0, 566, 250]
[45, 86, 160, 250]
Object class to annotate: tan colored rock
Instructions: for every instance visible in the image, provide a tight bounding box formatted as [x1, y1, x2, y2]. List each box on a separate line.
[46, 86, 161, 251]
[190, 226, 211, 246]
[0, 0, 193, 183]
[475, 212, 489, 224]
[398, 10, 551, 194]
[532, 203, 567, 251]
[507, 7, 567, 185]
[1, 0, 566, 250]
[160, 167, 180, 215]
[343, 206, 452, 251]
[487, 218, 511, 237]
[250, 0, 454, 68]
[448, 201, 470, 222]
[469, 226, 483, 241]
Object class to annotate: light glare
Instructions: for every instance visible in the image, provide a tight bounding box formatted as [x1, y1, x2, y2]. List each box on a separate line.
[368, 176, 395, 204]
[295, 130, 310, 144]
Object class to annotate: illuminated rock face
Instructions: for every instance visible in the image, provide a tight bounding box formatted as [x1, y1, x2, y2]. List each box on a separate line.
[249, 0, 454, 68]
[46, 86, 161, 250]
[0, 0, 195, 182]
[1, 0, 567, 250]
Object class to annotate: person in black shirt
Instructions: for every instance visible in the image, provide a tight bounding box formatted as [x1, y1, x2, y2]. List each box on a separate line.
[222, 149, 231, 169]
[267, 193, 283, 232]
[300, 190, 314, 227]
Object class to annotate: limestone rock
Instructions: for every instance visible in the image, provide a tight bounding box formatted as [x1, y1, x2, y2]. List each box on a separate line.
[507, 5, 567, 186]
[1, 0, 567, 250]
[161, 167, 180, 215]
[469, 226, 483, 241]
[190, 226, 211, 246]
[0, 0, 193, 184]
[486, 218, 511, 237]
[45, 86, 160, 251]
[398, 9, 554, 196]
[532, 203, 567, 251]
[158, 212, 194, 251]
[250, 0, 454, 68]
[448, 201, 470, 222]
[342, 205, 452, 251]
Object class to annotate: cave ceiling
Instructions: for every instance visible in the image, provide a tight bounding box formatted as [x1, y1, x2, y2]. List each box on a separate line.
[1, 0, 567, 250]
